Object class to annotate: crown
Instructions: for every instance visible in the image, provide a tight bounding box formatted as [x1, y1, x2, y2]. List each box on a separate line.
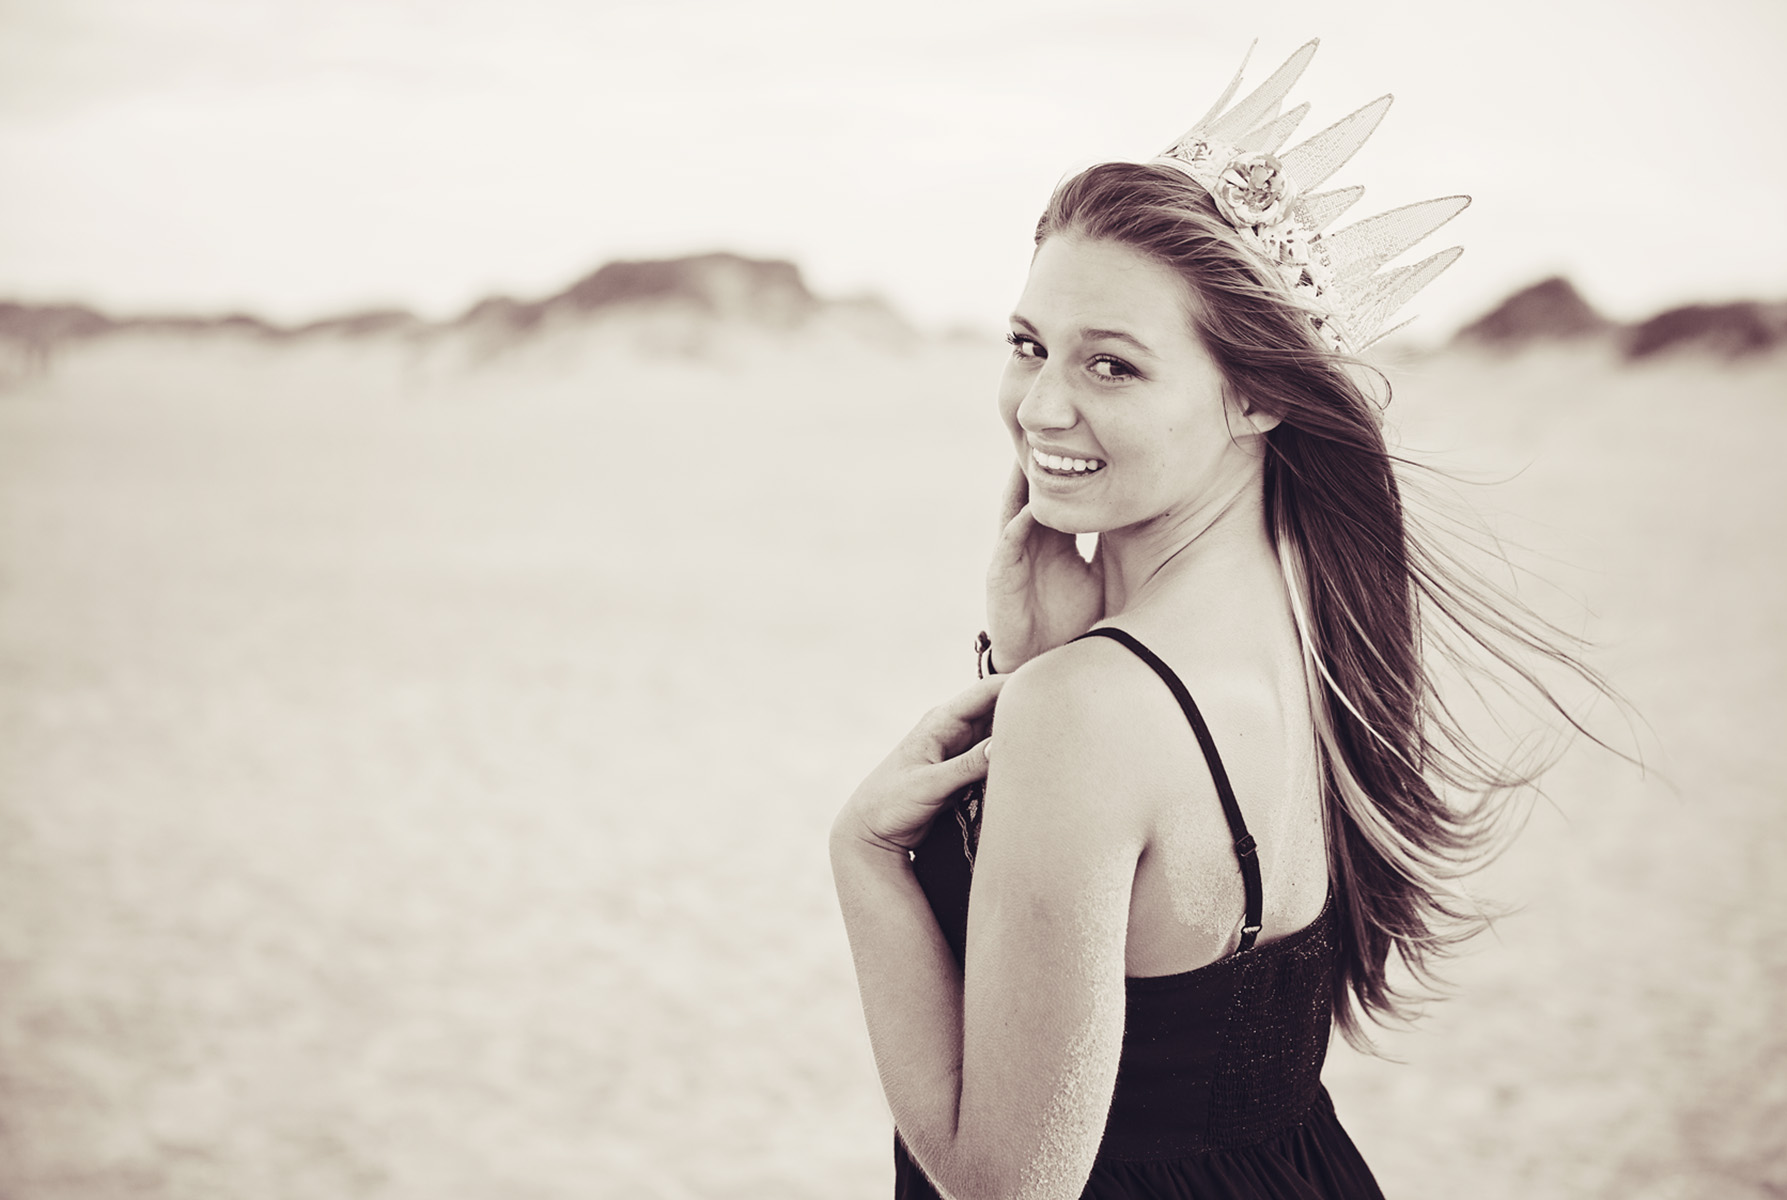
[1150, 39, 1468, 353]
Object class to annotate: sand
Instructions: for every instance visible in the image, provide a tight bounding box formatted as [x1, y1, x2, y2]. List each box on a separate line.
[1, 329, 1782, 1198]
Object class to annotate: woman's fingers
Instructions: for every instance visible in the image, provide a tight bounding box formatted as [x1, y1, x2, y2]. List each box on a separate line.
[997, 460, 1029, 530]
[910, 677, 1005, 765]
[993, 502, 1087, 584]
[928, 674, 1008, 730]
[842, 683, 1006, 852]
[928, 736, 993, 793]
[992, 502, 1037, 570]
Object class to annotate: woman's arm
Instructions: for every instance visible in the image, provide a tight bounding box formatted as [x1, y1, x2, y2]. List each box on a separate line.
[833, 650, 1148, 1200]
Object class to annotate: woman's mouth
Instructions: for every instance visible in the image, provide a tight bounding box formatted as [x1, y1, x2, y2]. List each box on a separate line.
[1031, 446, 1105, 477]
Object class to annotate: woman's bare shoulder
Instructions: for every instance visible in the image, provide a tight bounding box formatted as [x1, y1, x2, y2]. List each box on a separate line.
[1102, 614, 1304, 748]
[996, 628, 1265, 732]
[994, 635, 1166, 739]
[987, 635, 1218, 828]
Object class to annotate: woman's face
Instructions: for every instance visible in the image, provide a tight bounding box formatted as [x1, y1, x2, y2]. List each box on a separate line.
[999, 234, 1271, 536]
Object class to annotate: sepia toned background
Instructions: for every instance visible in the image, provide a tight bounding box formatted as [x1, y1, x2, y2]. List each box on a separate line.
[3, 2, 1784, 1197]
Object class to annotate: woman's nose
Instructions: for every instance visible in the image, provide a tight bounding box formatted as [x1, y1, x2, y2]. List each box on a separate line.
[1016, 366, 1076, 433]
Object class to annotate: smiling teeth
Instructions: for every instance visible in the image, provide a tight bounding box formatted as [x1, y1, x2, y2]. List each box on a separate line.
[1032, 447, 1104, 473]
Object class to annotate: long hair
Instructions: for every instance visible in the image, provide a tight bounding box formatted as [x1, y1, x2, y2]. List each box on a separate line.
[1038, 162, 1618, 1048]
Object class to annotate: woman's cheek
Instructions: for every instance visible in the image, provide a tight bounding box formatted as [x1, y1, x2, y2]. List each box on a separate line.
[996, 369, 1027, 441]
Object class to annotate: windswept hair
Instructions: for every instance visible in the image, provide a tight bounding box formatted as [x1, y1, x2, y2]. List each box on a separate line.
[1038, 162, 1621, 1048]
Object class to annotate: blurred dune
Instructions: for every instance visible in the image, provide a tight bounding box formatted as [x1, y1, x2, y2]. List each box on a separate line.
[0, 253, 917, 387]
[1453, 274, 1787, 361]
[1624, 301, 1787, 360]
[6, 256, 1786, 388]
[1451, 276, 1613, 346]
[1, 258, 1784, 1199]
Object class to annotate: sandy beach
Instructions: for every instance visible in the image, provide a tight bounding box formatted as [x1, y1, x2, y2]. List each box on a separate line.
[1, 331, 1782, 1198]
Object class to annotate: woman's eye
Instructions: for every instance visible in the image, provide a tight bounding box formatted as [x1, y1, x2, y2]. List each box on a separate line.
[1005, 332, 1044, 359]
[1090, 356, 1136, 379]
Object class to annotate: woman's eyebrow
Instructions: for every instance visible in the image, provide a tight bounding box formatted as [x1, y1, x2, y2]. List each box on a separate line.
[1009, 315, 1154, 356]
[1081, 327, 1154, 355]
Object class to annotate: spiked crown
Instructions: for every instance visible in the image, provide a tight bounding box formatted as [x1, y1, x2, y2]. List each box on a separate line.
[1150, 39, 1468, 352]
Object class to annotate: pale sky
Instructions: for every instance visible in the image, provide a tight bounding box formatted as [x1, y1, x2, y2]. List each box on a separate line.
[3, 0, 1783, 337]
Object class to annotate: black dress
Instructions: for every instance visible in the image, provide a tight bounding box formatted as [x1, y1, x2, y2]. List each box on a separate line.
[895, 627, 1384, 1199]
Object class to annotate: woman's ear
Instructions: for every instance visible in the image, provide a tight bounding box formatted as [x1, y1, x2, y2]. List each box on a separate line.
[1238, 405, 1282, 434]
[1225, 387, 1283, 434]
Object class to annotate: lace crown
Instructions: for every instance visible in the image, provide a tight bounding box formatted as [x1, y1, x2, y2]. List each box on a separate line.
[1151, 39, 1468, 352]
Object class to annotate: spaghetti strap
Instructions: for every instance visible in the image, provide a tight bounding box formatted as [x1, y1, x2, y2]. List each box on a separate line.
[1073, 627, 1264, 952]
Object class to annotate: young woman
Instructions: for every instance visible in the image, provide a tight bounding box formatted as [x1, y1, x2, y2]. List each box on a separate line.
[832, 42, 1599, 1200]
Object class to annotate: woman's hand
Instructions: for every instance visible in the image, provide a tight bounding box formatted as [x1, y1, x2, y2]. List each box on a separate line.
[986, 462, 1106, 672]
[833, 675, 1007, 854]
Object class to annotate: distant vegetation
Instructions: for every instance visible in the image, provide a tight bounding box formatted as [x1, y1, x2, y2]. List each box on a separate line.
[2, 255, 1782, 371]
[0, 252, 913, 375]
[1452, 276, 1787, 360]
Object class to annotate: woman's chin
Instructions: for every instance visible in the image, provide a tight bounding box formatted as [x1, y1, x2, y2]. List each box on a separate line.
[1028, 494, 1103, 537]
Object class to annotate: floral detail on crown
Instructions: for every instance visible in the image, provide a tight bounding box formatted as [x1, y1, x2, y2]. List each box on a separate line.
[1166, 135, 1221, 168]
[1161, 136, 1339, 344]
[1214, 151, 1292, 228]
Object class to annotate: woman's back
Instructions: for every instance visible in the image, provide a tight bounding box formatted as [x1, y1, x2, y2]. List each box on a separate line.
[900, 624, 1380, 1198]
[1097, 537, 1329, 978]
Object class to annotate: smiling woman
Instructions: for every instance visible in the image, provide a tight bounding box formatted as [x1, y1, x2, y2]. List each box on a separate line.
[831, 41, 1620, 1200]
[1000, 237, 1261, 540]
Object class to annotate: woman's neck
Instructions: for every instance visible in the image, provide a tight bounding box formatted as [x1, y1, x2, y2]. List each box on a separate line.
[1098, 467, 1276, 620]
